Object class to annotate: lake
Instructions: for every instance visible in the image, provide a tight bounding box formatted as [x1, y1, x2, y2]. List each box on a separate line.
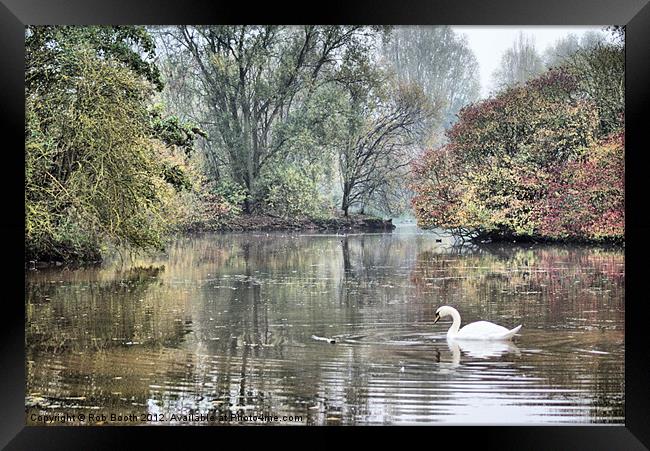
[25, 227, 625, 425]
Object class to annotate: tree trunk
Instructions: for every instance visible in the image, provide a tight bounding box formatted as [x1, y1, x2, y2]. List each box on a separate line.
[242, 177, 252, 214]
[342, 182, 351, 217]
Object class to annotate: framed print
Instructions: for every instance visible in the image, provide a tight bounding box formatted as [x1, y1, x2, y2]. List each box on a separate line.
[2, 0, 649, 448]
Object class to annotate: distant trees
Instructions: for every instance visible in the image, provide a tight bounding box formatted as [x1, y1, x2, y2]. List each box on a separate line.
[491, 32, 545, 91]
[411, 34, 625, 243]
[493, 30, 612, 94]
[543, 31, 605, 68]
[562, 40, 624, 135]
[382, 26, 480, 132]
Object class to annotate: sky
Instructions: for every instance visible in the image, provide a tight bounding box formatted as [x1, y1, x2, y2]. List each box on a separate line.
[451, 26, 607, 98]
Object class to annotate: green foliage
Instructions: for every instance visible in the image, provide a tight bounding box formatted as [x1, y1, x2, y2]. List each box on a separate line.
[26, 48, 165, 259]
[26, 25, 163, 91]
[563, 42, 625, 136]
[160, 26, 387, 212]
[161, 160, 193, 192]
[158, 26, 450, 218]
[261, 166, 324, 218]
[174, 179, 248, 231]
[211, 179, 248, 214]
[25, 26, 203, 262]
[149, 105, 208, 157]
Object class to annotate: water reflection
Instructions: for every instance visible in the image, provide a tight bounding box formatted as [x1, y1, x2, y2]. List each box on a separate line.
[449, 339, 521, 363]
[26, 228, 624, 424]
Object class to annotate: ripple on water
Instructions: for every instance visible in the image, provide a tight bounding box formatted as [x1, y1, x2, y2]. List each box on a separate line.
[26, 232, 624, 425]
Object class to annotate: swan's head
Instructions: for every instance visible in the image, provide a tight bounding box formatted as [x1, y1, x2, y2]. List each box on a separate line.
[433, 305, 458, 324]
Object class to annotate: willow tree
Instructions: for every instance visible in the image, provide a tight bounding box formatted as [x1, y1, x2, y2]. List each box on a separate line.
[157, 25, 385, 212]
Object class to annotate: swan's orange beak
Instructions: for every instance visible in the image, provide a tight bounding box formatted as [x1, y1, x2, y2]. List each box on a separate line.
[433, 314, 440, 325]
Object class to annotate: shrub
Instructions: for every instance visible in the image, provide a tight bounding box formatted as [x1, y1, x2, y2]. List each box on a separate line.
[25, 27, 202, 262]
[532, 132, 624, 241]
[175, 179, 247, 231]
[260, 166, 324, 218]
[411, 66, 623, 242]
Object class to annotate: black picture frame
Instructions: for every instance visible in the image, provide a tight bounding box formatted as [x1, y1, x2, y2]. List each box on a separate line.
[3, 0, 649, 448]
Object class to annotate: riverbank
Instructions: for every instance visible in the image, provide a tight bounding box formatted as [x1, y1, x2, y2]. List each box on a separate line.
[26, 214, 396, 267]
[450, 229, 625, 246]
[191, 214, 396, 233]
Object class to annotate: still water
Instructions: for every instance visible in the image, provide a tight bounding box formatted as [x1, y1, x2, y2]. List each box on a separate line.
[26, 227, 624, 425]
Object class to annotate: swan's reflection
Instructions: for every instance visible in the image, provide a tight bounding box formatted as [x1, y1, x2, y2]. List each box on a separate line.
[448, 338, 521, 366]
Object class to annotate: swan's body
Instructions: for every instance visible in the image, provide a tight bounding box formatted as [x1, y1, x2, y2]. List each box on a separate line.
[434, 306, 521, 340]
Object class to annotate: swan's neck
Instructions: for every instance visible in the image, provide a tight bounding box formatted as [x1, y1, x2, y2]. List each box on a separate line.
[447, 309, 461, 337]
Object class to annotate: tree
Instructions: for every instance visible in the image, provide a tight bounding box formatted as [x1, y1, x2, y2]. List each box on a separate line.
[411, 67, 624, 242]
[543, 34, 581, 68]
[532, 132, 624, 241]
[156, 26, 385, 213]
[563, 41, 624, 136]
[25, 26, 201, 261]
[492, 32, 545, 91]
[26, 26, 162, 93]
[336, 81, 431, 216]
[412, 27, 624, 242]
[606, 25, 625, 45]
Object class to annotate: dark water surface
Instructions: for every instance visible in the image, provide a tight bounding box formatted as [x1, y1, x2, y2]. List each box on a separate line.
[26, 227, 624, 425]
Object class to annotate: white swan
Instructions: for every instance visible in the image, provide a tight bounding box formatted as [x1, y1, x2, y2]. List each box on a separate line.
[433, 306, 521, 340]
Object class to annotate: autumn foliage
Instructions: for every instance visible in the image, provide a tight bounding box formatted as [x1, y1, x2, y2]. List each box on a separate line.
[532, 132, 624, 241]
[412, 65, 624, 242]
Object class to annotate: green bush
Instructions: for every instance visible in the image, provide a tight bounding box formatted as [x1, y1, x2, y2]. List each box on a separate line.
[261, 166, 324, 218]
[212, 179, 248, 215]
[174, 179, 248, 231]
[25, 27, 193, 262]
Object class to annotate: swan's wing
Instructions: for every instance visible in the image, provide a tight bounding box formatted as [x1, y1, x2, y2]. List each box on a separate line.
[457, 321, 508, 335]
